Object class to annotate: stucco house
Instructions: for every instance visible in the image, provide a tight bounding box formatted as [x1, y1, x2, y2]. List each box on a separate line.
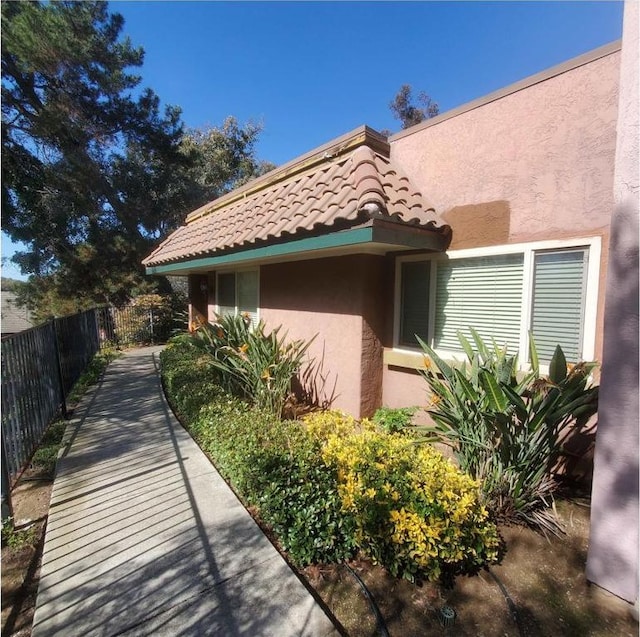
[144, 41, 619, 418]
[145, 8, 638, 608]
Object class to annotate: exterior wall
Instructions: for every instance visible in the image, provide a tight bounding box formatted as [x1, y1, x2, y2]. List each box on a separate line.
[260, 254, 390, 417]
[383, 46, 621, 408]
[587, 1, 639, 604]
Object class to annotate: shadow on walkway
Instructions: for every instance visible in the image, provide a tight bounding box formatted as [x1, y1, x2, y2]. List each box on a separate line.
[32, 347, 339, 637]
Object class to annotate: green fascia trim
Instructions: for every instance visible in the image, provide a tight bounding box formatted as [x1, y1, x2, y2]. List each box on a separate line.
[145, 225, 442, 275]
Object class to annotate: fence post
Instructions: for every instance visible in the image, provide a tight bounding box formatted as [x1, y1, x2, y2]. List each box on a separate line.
[51, 320, 68, 419]
[149, 308, 154, 344]
[1, 434, 13, 522]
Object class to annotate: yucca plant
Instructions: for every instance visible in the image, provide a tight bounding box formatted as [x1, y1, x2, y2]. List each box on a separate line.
[195, 314, 314, 418]
[417, 329, 598, 534]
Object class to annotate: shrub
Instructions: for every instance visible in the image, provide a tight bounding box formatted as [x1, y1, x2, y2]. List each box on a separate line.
[160, 342, 355, 566]
[160, 337, 501, 579]
[418, 329, 599, 534]
[372, 406, 416, 434]
[322, 427, 500, 582]
[194, 315, 314, 418]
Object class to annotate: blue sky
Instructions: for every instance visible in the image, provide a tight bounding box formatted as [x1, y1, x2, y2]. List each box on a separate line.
[1, 1, 624, 280]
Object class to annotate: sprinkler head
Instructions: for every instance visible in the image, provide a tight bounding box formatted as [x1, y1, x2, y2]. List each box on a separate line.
[439, 605, 456, 627]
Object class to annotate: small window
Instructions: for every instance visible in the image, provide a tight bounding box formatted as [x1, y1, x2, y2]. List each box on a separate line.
[216, 269, 259, 325]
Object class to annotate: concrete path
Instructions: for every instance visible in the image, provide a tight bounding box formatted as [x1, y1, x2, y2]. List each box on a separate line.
[32, 347, 340, 637]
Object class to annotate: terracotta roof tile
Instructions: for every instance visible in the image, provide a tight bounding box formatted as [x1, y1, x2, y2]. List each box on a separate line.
[143, 127, 449, 267]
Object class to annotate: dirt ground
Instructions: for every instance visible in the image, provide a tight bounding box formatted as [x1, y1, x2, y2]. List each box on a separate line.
[302, 498, 638, 637]
[1, 466, 52, 637]
[3, 472, 638, 637]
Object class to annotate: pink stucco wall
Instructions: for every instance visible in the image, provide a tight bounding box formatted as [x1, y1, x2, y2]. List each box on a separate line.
[383, 45, 621, 408]
[586, 1, 639, 604]
[259, 254, 390, 417]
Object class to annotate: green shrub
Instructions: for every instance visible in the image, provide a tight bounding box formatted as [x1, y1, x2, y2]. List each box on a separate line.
[161, 336, 501, 579]
[160, 340, 355, 566]
[418, 329, 599, 534]
[160, 337, 224, 422]
[372, 406, 416, 434]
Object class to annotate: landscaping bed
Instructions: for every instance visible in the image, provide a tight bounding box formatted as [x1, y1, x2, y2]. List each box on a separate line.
[159, 324, 637, 636]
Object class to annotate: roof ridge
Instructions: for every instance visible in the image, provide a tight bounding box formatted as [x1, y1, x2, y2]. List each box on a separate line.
[185, 126, 389, 225]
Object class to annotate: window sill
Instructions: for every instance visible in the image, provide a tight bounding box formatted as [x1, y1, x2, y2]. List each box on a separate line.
[383, 348, 427, 370]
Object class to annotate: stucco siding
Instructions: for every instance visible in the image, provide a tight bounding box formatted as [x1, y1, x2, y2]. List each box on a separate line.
[587, 0, 639, 604]
[382, 46, 621, 400]
[260, 255, 388, 417]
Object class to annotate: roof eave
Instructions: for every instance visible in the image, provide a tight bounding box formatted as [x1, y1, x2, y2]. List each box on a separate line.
[144, 220, 449, 276]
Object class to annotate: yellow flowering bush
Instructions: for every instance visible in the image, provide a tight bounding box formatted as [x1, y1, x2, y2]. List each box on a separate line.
[322, 425, 500, 582]
[303, 409, 375, 442]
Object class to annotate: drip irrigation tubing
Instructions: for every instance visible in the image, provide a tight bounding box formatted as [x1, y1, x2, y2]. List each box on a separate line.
[487, 568, 525, 637]
[343, 563, 390, 637]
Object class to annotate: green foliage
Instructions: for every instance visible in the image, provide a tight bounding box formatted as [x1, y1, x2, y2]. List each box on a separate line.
[108, 293, 187, 345]
[389, 84, 440, 130]
[194, 314, 314, 417]
[373, 406, 416, 434]
[418, 330, 599, 534]
[1, 518, 37, 550]
[30, 420, 67, 474]
[67, 346, 120, 403]
[160, 342, 355, 565]
[161, 340, 500, 579]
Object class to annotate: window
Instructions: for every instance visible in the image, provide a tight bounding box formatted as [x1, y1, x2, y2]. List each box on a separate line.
[216, 269, 259, 325]
[530, 249, 587, 362]
[395, 239, 599, 364]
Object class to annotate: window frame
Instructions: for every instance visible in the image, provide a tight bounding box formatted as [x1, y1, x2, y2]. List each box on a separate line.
[215, 267, 260, 323]
[393, 237, 601, 366]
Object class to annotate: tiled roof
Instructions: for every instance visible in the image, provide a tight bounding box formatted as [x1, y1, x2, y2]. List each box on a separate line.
[143, 126, 450, 267]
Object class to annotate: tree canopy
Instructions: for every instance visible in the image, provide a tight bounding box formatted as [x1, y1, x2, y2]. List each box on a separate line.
[389, 84, 439, 129]
[2, 1, 272, 311]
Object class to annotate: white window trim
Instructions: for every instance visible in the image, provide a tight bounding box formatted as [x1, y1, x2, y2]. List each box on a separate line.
[215, 267, 260, 321]
[393, 237, 601, 367]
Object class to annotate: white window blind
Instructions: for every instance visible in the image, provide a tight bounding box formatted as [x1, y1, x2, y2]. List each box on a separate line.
[217, 272, 236, 318]
[433, 254, 524, 352]
[399, 261, 430, 347]
[530, 249, 587, 363]
[237, 270, 259, 327]
[216, 270, 259, 325]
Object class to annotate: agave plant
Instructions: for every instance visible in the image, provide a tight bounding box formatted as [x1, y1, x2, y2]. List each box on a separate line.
[417, 329, 598, 534]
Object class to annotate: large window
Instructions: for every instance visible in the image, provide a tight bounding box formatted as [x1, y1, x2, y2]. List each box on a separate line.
[396, 239, 598, 364]
[216, 269, 259, 326]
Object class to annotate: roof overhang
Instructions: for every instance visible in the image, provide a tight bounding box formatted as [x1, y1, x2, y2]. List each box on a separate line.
[144, 218, 448, 276]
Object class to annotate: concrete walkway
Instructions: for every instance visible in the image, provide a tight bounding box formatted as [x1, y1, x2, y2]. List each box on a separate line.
[32, 347, 340, 637]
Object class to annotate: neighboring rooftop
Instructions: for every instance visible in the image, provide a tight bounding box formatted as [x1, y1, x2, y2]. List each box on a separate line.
[143, 126, 451, 270]
[1, 291, 33, 336]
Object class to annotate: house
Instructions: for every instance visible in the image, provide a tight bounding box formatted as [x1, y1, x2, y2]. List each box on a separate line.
[144, 7, 638, 607]
[144, 41, 620, 418]
[1, 291, 34, 336]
